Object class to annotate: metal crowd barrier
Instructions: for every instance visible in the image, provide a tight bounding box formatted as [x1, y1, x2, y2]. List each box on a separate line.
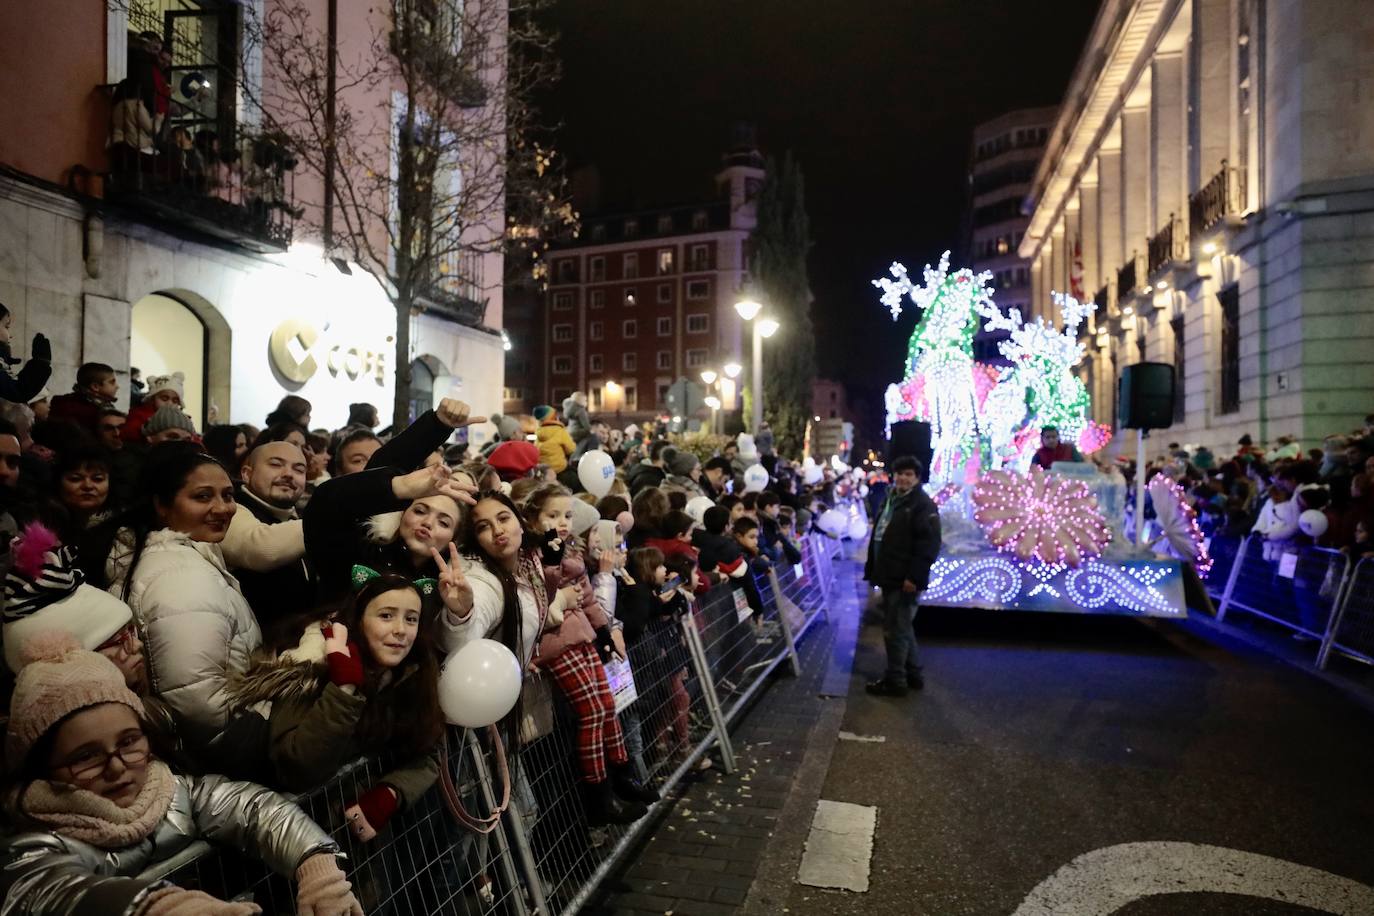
[139, 529, 844, 915]
[1208, 534, 1366, 671]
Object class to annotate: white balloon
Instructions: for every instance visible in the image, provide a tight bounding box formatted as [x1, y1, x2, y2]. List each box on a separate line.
[439, 639, 523, 728]
[804, 465, 824, 485]
[818, 509, 847, 537]
[847, 517, 869, 540]
[1299, 509, 1329, 538]
[685, 495, 715, 524]
[743, 463, 769, 493]
[577, 450, 616, 498]
[570, 498, 600, 536]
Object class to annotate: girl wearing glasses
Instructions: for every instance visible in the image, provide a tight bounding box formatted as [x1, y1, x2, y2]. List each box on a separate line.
[0, 633, 363, 915]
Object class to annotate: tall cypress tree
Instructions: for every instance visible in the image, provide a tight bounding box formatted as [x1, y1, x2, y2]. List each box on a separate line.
[751, 153, 814, 458]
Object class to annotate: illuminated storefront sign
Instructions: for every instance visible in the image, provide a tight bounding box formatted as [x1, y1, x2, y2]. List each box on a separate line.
[269, 319, 388, 386]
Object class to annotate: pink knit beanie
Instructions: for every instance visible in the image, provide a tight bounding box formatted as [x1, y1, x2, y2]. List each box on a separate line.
[5, 631, 144, 769]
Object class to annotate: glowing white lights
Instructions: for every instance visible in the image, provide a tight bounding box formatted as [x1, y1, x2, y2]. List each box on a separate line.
[972, 466, 1112, 567]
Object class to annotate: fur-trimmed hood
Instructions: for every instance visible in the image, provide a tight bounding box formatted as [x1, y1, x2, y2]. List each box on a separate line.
[225, 623, 328, 709]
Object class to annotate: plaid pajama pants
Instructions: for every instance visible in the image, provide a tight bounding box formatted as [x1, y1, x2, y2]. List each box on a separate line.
[544, 642, 628, 783]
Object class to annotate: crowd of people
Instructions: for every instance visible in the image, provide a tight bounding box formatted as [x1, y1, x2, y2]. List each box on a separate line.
[1131, 422, 1374, 560]
[0, 359, 853, 912]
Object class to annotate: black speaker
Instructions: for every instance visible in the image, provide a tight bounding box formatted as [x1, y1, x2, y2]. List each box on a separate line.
[889, 420, 933, 471]
[1118, 362, 1175, 430]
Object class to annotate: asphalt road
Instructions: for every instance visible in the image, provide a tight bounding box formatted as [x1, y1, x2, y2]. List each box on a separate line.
[778, 601, 1374, 916]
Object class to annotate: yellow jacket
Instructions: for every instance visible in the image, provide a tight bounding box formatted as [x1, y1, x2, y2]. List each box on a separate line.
[537, 420, 575, 472]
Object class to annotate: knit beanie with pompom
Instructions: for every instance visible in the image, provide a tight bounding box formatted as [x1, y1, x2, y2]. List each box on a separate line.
[6, 631, 144, 769]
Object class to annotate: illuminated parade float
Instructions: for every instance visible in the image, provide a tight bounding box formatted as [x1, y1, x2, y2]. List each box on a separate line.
[873, 253, 1195, 618]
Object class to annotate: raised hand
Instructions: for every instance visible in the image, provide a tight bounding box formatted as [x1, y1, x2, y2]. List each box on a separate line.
[432, 542, 474, 618]
[393, 462, 452, 501]
[436, 398, 488, 430]
[323, 622, 349, 655]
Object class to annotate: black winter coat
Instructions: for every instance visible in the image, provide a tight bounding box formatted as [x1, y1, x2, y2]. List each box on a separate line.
[864, 487, 942, 591]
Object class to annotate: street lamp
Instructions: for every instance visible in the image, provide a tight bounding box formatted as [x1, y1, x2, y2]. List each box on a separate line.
[700, 369, 717, 385]
[704, 395, 721, 409]
[734, 297, 780, 434]
[723, 362, 742, 379]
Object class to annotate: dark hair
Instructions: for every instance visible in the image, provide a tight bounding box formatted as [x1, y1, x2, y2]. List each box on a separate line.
[98, 407, 128, 422]
[757, 491, 781, 509]
[75, 363, 116, 391]
[718, 494, 741, 511]
[88, 442, 227, 599]
[666, 489, 687, 512]
[704, 456, 733, 475]
[265, 395, 311, 428]
[663, 552, 697, 585]
[338, 574, 444, 756]
[459, 490, 534, 746]
[0, 302, 8, 323]
[703, 505, 731, 535]
[741, 493, 758, 511]
[891, 455, 924, 478]
[631, 486, 669, 533]
[649, 440, 672, 463]
[732, 516, 758, 536]
[203, 424, 248, 473]
[660, 510, 693, 539]
[596, 495, 630, 520]
[0, 418, 18, 440]
[330, 427, 381, 475]
[347, 402, 377, 426]
[252, 421, 308, 451]
[53, 443, 113, 479]
[629, 546, 664, 584]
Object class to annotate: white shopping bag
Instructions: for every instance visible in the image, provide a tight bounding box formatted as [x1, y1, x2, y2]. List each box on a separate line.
[603, 656, 638, 713]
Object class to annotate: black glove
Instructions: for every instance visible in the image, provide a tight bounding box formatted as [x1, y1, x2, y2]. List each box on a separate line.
[30, 333, 51, 362]
[593, 625, 615, 664]
[540, 529, 566, 566]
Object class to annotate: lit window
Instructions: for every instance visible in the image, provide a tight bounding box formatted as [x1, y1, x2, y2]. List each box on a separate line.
[657, 249, 674, 275]
[996, 237, 1010, 255]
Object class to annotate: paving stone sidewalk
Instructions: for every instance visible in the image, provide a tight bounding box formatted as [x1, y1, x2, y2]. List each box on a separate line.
[587, 554, 864, 916]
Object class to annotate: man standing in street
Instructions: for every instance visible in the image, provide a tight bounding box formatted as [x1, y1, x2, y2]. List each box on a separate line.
[863, 455, 941, 697]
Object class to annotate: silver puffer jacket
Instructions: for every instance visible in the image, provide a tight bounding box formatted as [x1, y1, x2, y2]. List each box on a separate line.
[0, 772, 338, 915]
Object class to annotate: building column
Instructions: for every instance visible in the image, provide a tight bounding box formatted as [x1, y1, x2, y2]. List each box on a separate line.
[1121, 108, 1151, 270]
[1151, 52, 1187, 234]
[1097, 149, 1123, 283]
[1050, 223, 1066, 321]
[1079, 170, 1100, 302]
[1065, 203, 1082, 302]
[1190, 0, 1234, 191]
[1031, 253, 1045, 322]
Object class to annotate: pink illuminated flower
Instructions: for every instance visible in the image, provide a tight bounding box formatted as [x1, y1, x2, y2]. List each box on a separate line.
[972, 466, 1111, 567]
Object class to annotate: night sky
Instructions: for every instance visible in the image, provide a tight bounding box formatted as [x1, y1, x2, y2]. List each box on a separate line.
[540, 0, 1101, 441]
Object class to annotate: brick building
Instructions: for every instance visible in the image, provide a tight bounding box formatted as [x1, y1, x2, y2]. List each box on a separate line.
[505, 140, 765, 424]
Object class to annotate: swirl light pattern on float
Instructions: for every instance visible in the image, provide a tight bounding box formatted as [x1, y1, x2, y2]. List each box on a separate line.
[919, 555, 1186, 617]
[972, 466, 1112, 567]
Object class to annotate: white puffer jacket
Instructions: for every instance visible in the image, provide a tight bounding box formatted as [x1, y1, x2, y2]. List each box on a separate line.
[113, 529, 263, 754]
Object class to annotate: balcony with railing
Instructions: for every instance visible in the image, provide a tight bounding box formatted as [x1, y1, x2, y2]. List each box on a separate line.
[1189, 160, 1247, 239]
[105, 90, 296, 251]
[1117, 251, 1142, 300]
[417, 247, 486, 327]
[1147, 213, 1188, 276]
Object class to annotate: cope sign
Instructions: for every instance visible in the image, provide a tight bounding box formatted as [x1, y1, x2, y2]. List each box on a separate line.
[269, 319, 389, 386]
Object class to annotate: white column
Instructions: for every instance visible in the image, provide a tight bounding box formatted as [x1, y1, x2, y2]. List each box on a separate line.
[1097, 149, 1123, 283]
[1190, 0, 1234, 191]
[1121, 108, 1151, 268]
[1151, 52, 1187, 233]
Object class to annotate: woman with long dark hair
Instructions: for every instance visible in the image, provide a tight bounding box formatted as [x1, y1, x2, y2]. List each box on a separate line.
[93, 442, 261, 763]
[228, 573, 444, 843]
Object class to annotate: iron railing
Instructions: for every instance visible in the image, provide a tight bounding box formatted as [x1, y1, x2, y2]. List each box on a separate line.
[1117, 251, 1142, 299]
[1147, 213, 1188, 275]
[1189, 161, 1246, 239]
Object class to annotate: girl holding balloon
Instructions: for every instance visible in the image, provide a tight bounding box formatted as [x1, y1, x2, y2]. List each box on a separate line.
[227, 572, 443, 843]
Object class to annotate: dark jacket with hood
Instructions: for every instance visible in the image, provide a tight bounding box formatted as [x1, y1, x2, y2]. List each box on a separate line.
[864, 485, 942, 591]
[626, 461, 667, 496]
